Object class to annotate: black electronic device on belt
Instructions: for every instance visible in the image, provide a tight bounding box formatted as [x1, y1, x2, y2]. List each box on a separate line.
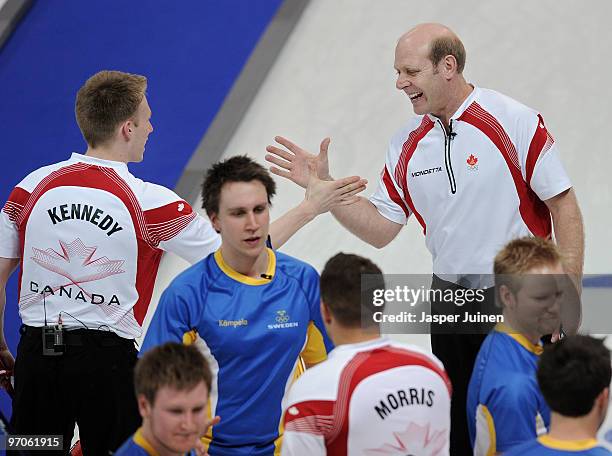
[42, 324, 65, 356]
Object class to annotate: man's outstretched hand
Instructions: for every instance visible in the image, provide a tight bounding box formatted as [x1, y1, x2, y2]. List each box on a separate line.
[266, 136, 332, 188]
[303, 162, 367, 215]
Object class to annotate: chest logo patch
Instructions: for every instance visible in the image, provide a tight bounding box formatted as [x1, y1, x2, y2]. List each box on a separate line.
[268, 310, 299, 330]
[411, 166, 442, 178]
[466, 154, 479, 171]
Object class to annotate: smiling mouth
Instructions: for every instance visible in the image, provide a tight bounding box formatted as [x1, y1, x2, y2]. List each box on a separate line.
[409, 92, 423, 101]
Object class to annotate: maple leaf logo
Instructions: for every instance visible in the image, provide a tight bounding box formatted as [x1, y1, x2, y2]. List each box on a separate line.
[20, 239, 125, 309]
[365, 422, 447, 455]
[31, 238, 125, 284]
[467, 154, 478, 167]
[178, 203, 185, 212]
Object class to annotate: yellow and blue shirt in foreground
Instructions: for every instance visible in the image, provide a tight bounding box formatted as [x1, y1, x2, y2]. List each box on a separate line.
[504, 435, 612, 455]
[467, 323, 550, 455]
[114, 428, 197, 455]
[141, 248, 333, 456]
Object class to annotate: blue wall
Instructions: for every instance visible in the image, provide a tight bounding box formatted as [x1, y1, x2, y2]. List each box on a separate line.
[0, 0, 283, 420]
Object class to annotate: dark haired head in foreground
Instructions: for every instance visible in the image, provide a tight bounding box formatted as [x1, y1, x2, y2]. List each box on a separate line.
[504, 335, 612, 455]
[320, 252, 385, 336]
[539, 335, 610, 420]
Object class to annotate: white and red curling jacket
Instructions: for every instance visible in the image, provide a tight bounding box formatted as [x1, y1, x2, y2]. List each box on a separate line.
[370, 87, 572, 283]
[282, 337, 451, 455]
[0, 153, 221, 338]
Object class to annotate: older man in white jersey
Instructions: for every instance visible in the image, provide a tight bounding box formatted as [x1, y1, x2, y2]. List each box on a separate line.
[267, 23, 583, 455]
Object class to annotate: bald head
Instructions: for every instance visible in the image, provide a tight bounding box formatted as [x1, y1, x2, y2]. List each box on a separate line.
[398, 23, 466, 73]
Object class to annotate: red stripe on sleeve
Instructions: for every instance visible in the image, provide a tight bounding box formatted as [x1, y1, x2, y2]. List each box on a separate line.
[284, 400, 335, 436]
[526, 114, 553, 185]
[145, 201, 196, 245]
[393, 117, 435, 234]
[2, 187, 31, 223]
[144, 200, 193, 224]
[382, 166, 410, 218]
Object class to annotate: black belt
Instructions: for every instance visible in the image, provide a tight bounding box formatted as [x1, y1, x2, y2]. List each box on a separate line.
[20, 325, 131, 347]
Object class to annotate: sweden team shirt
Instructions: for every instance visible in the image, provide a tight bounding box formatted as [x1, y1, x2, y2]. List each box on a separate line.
[0, 153, 220, 338]
[370, 86, 572, 285]
[141, 248, 333, 456]
[504, 436, 612, 455]
[467, 323, 550, 455]
[114, 428, 198, 456]
[282, 337, 452, 455]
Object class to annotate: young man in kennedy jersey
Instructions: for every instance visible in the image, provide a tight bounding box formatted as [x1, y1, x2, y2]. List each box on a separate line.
[282, 253, 451, 455]
[141, 156, 334, 456]
[116, 342, 215, 456]
[0, 70, 364, 454]
[467, 237, 566, 455]
[505, 335, 612, 456]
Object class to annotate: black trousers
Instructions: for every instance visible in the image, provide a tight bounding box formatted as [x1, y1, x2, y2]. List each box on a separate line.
[430, 276, 497, 456]
[10, 326, 141, 456]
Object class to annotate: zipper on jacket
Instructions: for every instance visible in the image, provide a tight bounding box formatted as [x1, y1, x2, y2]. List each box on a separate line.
[438, 119, 457, 194]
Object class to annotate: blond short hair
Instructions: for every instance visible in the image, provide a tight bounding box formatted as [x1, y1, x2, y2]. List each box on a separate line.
[75, 70, 147, 147]
[494, 236, 562, 293]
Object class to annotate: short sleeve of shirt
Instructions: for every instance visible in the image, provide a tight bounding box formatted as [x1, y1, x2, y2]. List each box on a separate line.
[158, 211, 221, 264]
[475, 380, 541, 453]
[140, 182, 220, 264]
[299, 266, 333, 364]
[369, 139, 412, 225]
[282, 393, 332, 456]
[0, 186, 29, 258]
[519, 113, 572, 201]
[529, 148, 572, 201]
[0, 211, 19, 258]
[140, 279, 202, 354]
[281, 425, 326, 456]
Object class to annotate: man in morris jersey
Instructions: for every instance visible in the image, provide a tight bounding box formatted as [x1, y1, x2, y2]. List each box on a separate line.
[282, 253, 451, 455]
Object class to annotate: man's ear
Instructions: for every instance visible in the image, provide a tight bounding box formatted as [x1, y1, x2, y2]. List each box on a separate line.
[598, 387, 609, 410]
[498, 284, 516, 310]
[209, 212, 220, 234]
[137, 394, 151, 419]
[320, 300, 332, 325]
[120, 120, 133, 141]
[441, 54, 458, 79]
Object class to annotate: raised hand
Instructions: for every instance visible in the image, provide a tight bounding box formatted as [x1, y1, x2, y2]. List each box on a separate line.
[303, 162, 367, 215]
[266, 136, 332, 188]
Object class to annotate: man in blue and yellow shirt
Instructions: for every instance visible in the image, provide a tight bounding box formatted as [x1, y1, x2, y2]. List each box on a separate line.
[142, 156, 334, 455]
[116, 342, 214, 456]
[467, 237, 567, 455]
[505, 335, 612, 456]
